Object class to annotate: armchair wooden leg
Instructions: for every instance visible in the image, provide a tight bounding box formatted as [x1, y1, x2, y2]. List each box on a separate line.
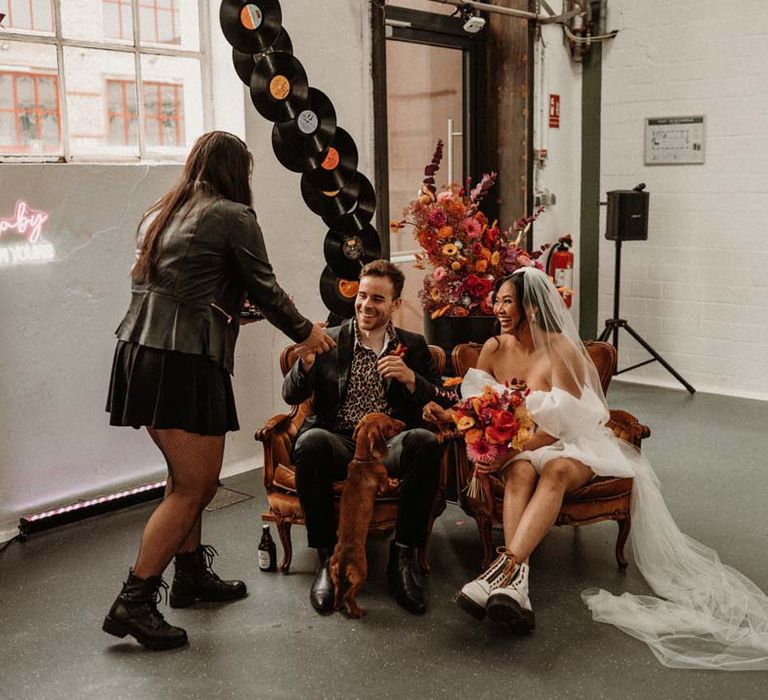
[476, 514, 494, 570]
[275, 518, 293, 574]
[615, 514, 631, 571]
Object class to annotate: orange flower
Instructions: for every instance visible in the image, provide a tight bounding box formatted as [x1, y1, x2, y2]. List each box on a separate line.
[475, 259, 488, 273]
[464, 428, 483, 445]
[455, 415, 476, 431]
[480, 247, 492, 260]
[437, 225, 453, 239]
[452, 306, 469, 317]
[490, 251, 500, 266]
[451, 261, 462, 271]
[430, 287, 441, 300]
[442, 243, 458, 256]
[443, 376, 463, 387]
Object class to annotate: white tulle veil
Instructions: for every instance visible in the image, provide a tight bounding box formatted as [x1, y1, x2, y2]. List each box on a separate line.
[466, 266, 768, 670]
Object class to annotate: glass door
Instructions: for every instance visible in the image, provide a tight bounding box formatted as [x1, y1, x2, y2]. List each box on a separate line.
[374, 4, 483, 333]
[387, 40, 465, 332]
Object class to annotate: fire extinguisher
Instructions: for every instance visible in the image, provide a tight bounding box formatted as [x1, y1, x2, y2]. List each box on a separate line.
[546, 235, 574, 308]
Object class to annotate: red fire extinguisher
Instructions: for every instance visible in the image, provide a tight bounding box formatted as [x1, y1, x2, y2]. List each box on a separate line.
[546, 235, 574, 308]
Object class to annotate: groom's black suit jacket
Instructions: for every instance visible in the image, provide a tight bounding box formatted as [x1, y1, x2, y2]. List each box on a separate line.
[282, 318, 457, 439]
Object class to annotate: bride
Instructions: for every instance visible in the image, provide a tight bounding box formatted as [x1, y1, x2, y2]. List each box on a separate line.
[423, 266, 768, 670]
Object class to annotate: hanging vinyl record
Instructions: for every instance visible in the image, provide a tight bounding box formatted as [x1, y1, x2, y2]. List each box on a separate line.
[320, 265, 359, 318]
[323, 225, 382, 279]
[232, 28, 293, 86]
[321, 173, 376, 233]
[274, 88, 336, 152]
[301, 171, 365, 220]
[220, 0, 282, 54]
[301, 127, 359, 191]
[250, 51, 309, 122]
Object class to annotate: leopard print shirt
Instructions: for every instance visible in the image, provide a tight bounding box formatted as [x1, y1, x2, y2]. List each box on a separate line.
[335, 321, 398, 432]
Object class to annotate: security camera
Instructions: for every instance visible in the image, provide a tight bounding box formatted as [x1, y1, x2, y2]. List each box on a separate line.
[463, 15, 486, 33]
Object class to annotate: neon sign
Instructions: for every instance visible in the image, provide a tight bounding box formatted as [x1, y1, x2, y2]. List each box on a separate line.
[0, 200, 55, 267]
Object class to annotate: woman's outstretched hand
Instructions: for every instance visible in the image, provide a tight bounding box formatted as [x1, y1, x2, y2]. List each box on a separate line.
[422, 401, 454, 424]
[295, 322, 336, 370]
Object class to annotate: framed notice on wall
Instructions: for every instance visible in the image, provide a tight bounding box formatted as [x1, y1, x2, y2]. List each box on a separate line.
[644, 116, 706, 165]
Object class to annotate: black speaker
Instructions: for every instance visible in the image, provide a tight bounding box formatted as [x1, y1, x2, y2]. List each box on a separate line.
[605, 189, 649, 241]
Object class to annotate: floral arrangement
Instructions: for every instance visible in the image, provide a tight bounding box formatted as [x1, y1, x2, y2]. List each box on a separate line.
[452, 380, 536, 501]
[392, 140, 547, 318]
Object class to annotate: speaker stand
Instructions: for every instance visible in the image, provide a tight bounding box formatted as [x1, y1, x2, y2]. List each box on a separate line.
[598, 239, 695, 394]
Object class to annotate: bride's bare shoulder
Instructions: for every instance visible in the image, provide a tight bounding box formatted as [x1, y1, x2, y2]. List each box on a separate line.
[477, 334, 516, 371]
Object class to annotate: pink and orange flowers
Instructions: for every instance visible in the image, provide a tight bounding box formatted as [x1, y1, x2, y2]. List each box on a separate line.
[452, 381, 536, 501]
[392, 140, 547, 318]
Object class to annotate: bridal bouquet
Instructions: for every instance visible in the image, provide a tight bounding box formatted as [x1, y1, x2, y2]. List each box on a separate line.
[452, 381, 536, 502]
[392, 140, 547, 318]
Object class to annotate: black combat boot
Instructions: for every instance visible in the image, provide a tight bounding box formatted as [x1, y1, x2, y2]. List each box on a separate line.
[309, 546, 335, 615]
[169, 545, 247, 608]
[387, 541, 427, 615]
[102, 570, 188, 650]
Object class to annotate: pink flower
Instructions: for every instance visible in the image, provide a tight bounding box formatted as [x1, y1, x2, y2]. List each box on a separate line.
[428, 209, 447, 228]
[433, 266, 448, 281]
[437, 191, 454, 203]
[463, 217, 482, 238]
[466, 438, 498, 463]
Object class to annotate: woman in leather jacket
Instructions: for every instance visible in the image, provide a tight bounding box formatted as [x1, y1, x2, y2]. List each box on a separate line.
[103, 131, 333, 650]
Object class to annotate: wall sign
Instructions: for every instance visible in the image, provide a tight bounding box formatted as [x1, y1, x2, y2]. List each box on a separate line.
[645, 116, 705, 165]
[549, 94, 560, 128]
[0, 201, 55, 267]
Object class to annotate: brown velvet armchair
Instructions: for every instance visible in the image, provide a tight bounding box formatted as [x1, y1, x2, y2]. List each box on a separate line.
[254, 344, 453, 573]
[450, 340, 650, 570]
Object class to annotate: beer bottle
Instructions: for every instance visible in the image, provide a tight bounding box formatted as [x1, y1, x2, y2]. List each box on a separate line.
[258, 524, 277, 572]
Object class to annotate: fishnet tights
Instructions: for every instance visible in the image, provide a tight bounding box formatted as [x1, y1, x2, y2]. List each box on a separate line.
[133, 428, 224, 579]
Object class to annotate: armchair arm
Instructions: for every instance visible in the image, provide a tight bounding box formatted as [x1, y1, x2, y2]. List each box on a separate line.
[255, 402, 311, 486]
[608, 408, 651, 447]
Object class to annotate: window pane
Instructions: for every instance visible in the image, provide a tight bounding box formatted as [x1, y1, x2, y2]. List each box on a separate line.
[61, 0, 131, 44]
[140, 53, 202, 155]
[139, 0, 198, 51]
[0, 0, 55, 33]
[0, 41, 61, 155]
[64, 46, 138, 158]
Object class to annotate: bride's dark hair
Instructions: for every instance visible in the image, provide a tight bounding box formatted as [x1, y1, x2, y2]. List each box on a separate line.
[491, 270, 562, 335]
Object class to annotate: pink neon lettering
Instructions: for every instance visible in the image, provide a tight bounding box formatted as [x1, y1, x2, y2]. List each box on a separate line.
[0, 201, 50, 244]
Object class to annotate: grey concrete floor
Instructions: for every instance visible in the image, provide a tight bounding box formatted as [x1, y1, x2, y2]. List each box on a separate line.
[1, 382, 767, 699]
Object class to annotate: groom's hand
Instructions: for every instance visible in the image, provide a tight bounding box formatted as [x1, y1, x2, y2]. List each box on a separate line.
[377, 355, 416, 393]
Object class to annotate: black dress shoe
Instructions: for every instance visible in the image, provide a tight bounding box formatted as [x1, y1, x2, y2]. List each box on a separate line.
[169, 545, 247, 608]
[103, 570, 188, 650]
[387, 541, 427, 615]
[310, 547, 335, 615]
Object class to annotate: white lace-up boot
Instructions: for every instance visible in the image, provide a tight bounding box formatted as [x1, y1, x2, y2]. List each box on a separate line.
[486, 561, 534, 632]
[453, 547, 521, 620]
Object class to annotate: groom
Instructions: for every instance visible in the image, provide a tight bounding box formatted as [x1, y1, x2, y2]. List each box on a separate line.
[282, 260, 457, 615]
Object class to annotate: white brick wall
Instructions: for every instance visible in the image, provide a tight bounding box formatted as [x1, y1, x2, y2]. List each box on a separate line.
[599, 0, 768, 399]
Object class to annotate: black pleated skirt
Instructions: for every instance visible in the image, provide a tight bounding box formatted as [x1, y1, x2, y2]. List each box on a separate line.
[106, 340, 239, 436]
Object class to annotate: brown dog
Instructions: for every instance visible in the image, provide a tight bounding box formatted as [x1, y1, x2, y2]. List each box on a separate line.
[329, 413, 406, 618]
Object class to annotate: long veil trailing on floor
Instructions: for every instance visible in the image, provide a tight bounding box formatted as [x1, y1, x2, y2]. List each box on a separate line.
[467, 267, 768, 670]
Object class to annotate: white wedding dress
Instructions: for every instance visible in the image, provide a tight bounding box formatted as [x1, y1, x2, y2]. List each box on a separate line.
[461, 369, 768, 670]
[460, 277, 768, 671]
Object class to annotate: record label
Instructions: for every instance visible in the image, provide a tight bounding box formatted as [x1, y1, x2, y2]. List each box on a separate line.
[321, 147, 340, 171]
[297, 110, 319, 135]
[269, 75, 290, 100]
[338, 279, 359, 299]
[240, 4, 263, 29]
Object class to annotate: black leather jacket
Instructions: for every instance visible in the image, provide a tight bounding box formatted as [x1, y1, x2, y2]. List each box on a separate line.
[116, 195, 312, 374]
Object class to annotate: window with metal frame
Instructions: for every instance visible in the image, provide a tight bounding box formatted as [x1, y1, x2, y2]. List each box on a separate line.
[107, 77, 184, 147]
[0, 0, 204, 161]
[0, 70, 61, 153]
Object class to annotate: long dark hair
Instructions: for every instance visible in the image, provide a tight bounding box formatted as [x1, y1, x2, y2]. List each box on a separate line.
[132, 131, 253, 282]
